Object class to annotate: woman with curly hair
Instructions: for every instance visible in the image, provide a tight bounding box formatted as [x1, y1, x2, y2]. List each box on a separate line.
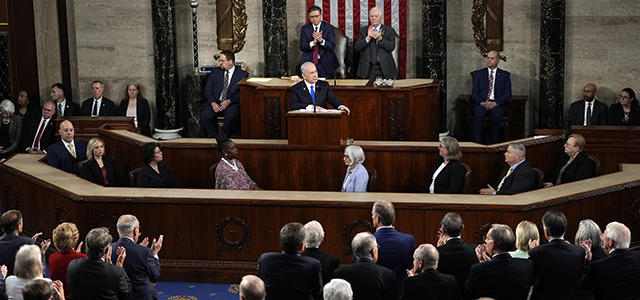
[49, 222, 86, 300]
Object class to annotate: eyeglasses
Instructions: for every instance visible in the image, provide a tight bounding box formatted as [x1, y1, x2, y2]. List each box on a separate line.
[218, 59, 229, 63]
[619, 95, 631, 100]
[309, 14, 321, 18]
[438, 145, 447, 149]
[343, 154, 350, 158]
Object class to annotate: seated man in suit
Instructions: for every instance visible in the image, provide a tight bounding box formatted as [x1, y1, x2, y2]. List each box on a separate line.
[290, 62, 350, 114]
[201, 50, 249, 138]
[50, 83, 79, 117]
[301, 220, 339, 299]
[323, 279, 353, 300]
[528, 210, 585, 300]
[371, 200, 415, 299]
[67, 227, 131, 300]
[257, 222, 322, 300]
[334, 232, 396, 300]
[46, 120, 88, 176]
[22, 101, 57, 154]
[567, 83, 608, 133]
[80, 80, 116, 116]
[471, 50, 512, 144]
[0, 210, 37, 276]
[436, 212, 478, 297]
[579, 221, 640, 300]
[401, 243, 456, 300]
[300, 6, 339, 78]
[480, 142, 535, 195]
[239, 275, 266, 300]
[110, 214, 163, 300]
[465, 224, 534, 300]
[354, 7, 397, 79]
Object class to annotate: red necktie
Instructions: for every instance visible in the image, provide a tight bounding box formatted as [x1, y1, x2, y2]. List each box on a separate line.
[313, 26, 319, 65]
[33, 118, 47, 149]
[92, 100, 98, 116]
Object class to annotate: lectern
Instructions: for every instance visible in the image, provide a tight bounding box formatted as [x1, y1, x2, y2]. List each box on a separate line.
[286, 110, 347, 145]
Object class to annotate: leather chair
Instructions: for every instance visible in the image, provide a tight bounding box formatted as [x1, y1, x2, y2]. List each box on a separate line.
[587, 155, 601, 177]
[129, 167, 142, 187]
[77, 159, 89, 177]
[365, 166, 378, 192]
[532, 167, 544, 190]
[390, 32, 401, 75]
[333, 26, 349, 79]
[209, 162, 219, 188]
[461, 163, 473, 194]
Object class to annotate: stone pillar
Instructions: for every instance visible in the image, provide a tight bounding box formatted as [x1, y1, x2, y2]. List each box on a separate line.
[539, 0, 565, 129]
[152, 0, 180, 130]
[422, 0, 447, 133]
[262, 0, 288, 77]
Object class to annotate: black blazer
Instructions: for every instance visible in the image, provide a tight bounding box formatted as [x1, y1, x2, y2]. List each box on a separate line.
[567, 99, 608, 130]
[607, 102, 640, 126]
[301, 247, 339, 298]
[528, 239, 586, 300]
[81, 97, 117, 116]
[579, 249, 640, 300]
[492, 160, 536, 195]
[257, 252, 322, 300]
[0, 233, 35, 276]
[465, 253, 534, 300]
[117, 98, 152, 136]
[21, 117, 57, 151]
[400, 268, 457, 300]
[436, 238, 479, 297]
[333, 257, 396, 300]
[549, 151, 593, 185]
[111, 237, 161, 300]
[354, 24, 397, 79]
[425, 158, 466, 193]
[82, 156, 122, 187]
[137, 162, 176, 188]
[289, 80, 345, 110]
[67, 257, 132, 300]
[59, 100, 80, 116]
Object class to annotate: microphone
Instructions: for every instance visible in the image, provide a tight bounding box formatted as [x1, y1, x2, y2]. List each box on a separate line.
[313, 84, 319, 113]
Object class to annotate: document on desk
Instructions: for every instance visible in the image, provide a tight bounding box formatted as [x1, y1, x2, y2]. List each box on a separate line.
[297, 109, 341, 112]
[246, 78, 272, 83]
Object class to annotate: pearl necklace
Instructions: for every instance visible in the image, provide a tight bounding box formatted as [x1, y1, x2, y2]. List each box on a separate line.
[221, 157, 238, 171]
[2, 119, 9, 125]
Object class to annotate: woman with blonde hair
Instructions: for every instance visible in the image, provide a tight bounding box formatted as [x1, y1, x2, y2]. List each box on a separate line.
[81, 137, 121, 186]
[49, 222, 86, 300]
[425, 137, 466, 193]
[6, 245, 51, 300]
[509, 220, 540, 259]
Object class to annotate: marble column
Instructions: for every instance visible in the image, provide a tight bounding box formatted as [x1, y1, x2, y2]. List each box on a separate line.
[152, 0, 180, 130]
[539, 0, 565, 129]
[262, 0, 288, 77]
[422, 0, 447, 133]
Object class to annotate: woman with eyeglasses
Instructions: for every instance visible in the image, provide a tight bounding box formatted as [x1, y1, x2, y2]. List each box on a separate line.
[117, 82, 152, 136]
[424, 137, 466, 193]
[607, 88, 639, 126]
[543, 133, 593, 188]
[341, 145, 369, 192]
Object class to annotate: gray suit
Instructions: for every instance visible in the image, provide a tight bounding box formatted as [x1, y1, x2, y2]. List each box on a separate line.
[355, 24, 397, 79]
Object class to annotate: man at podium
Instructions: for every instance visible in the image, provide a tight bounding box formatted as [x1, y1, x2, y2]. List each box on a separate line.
[289, 62, 351, 115]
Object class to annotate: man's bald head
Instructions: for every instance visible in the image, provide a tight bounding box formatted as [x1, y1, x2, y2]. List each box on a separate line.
[583, 83, 598, 101]
[239, 275, 265, 300]
[59, 120, 75, 143]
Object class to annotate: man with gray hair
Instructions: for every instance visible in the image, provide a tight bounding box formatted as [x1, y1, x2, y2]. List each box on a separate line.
[400, 243, 456, 300]
[289, 62, 350, 114]
[579, 221, 640, 299]
[258, 222, 322, 300]
[480, 142, 535, 195]
[334, 232, 395, 300]
[301, 220, 339, 291]
[110, 214, 163, 300]
[465, 224, 533, 300]
[323, 279, 353, 300]
[239, 275, 266, 300]
[80, 80, 116, 116]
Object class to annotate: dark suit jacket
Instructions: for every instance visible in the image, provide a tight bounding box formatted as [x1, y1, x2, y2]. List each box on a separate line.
[549, 151, 593, 185]
[289, 80, 345, 110]
[46, 139, 88, 176]
[333, 257, 396, 300]
[111, 237, 161, 300]
[117, 97, 152, 136]
[67, 257, 132, 300]
[301, 247, 339, 295]
[0, 233, 35, 276]
[203, 67, 249, 106]
[579, 249, 640, 300]
[257, 252, 322, 300]
[81, 97, 116, 116]
[59, 100, 80, 116]
[567, 99, 608, 130]
[300, 21, 340, 76]
[374, 227, 415, 299]
[471, 67, 512, 107]
[354, 24, 397, 79]
[137, 162, 176, 188]
[465, 253, 534, 300]
[607, 101, 640, 126]
[0, 115, 22, 154]
[21, 117, 56, 151]
[493, 160, 535, 195]
[425, 158, 466, 193]
[399, 268, 457, 300]
[14, 105, 41, 129]
[437, 238, 479, 298]
[528, 238, 586, 300]
[82, 156, 121, 187]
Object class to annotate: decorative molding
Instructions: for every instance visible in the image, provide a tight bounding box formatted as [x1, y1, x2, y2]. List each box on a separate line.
[216, 216, 251, 252]
[232, 0, 247, 53]
[55, 206, 72, 224]
[629, 197, 640, 230]
[89, 213, 118, 229]
[342, 220, 375, 255]
[388, 98, 404, 140]
[160, 259, 257, 268]
[474, 222, 493, 245]
[525, 181, 640, 211]
[264, 97, 281, 139]
[2, 184, 18, 210]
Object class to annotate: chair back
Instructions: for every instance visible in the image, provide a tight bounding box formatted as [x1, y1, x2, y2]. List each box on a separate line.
[531, 167, 544, 189]
[209, 162, 219, 188]
[365, 166, 378, 192]
[129, 167, 142, 187]
[461, 163, 473, 194]
[334, 26, 348, 79]
[390, 32, 401, 75]
[78, 159, 89, 177]
[587, 155, 601, 177]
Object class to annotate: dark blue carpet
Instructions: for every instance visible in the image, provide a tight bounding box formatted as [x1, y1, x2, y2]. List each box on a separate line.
[155, 282, 238, 300]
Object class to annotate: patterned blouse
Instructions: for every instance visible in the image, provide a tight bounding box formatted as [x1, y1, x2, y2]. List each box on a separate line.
[215, 158, 257, 190]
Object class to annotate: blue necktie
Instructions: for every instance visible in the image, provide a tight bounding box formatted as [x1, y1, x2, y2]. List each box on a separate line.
[310, 85, 316, 106]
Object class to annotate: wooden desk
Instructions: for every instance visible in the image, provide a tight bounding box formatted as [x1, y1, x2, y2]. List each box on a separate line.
[572, 125, 640, 174]
[55, 116, 137, 141]
[286, 110, 347, 145]
[239, 78, 440, 141]
[1, 154, 639, 284]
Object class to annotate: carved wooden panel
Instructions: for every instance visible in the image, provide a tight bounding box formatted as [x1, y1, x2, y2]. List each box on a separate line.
[630, 197, 640, 230]
[388, 98, 404, 140]
[216, 216, 250, 252]
[474, 222, 494, 245]
[2, 184, 18, 210]
[342, 219, 375, 255]
[55, 206, 72, 224]
[264, 97, 281, 139]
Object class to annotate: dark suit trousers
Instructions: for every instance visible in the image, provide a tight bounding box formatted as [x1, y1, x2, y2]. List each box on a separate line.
[473, 104, 506, 144]
[200, 102, 240, 138]
[316, 61, 333, 79]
